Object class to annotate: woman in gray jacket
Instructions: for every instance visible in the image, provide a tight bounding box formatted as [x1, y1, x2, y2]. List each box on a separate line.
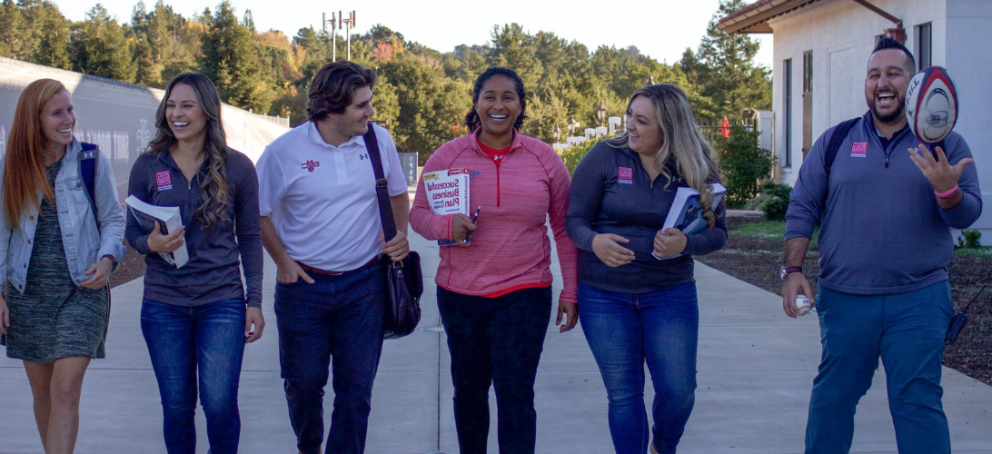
[0, 78, 125, 454]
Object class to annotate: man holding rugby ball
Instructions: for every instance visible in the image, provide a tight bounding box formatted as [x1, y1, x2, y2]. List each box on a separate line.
[781, 37, 981, 454]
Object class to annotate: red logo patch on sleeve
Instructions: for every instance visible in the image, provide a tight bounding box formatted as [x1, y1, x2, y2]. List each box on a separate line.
[851, 142, 868, 157]
[155, 170, 173, 190]
[618, 167, 634, 184]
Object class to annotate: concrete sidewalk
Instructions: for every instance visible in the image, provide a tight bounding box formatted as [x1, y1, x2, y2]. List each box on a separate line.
[3, 229, 992, 453]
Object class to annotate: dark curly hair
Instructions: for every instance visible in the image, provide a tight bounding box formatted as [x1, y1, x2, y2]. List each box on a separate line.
[465, 66, 527, 132]
[306, 61, 378, 122]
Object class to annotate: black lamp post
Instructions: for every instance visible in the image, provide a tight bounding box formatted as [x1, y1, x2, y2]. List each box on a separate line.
[553, 124, 561, 143]
[596, 100, 607, 127]
[567, 115, 578, 136]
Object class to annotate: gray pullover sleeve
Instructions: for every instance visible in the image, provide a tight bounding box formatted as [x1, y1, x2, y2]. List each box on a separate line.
[785, 129, 830, 240]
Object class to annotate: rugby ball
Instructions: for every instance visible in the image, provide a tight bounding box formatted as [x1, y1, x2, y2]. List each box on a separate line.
[905, 66, 958, 144]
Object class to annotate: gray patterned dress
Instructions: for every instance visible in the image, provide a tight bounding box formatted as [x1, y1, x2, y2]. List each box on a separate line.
[3, 156, 110, 363]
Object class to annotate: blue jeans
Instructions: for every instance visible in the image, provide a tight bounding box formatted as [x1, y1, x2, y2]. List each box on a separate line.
[141, 298, 247, 454]
[806, 281, 952, 454]
[578, 283, 699, 454]
[275, 261, 385, 454]
[437, 286, 552, 454]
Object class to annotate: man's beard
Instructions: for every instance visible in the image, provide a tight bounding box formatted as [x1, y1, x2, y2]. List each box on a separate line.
[871, 102, 904, 124]
[869, 91, 905, 124]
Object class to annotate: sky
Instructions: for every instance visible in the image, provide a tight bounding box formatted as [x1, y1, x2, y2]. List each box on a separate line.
[55, 0, 774, 70]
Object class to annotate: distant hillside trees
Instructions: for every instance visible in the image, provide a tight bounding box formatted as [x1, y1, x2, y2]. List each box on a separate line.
[0, 0, 771, 162]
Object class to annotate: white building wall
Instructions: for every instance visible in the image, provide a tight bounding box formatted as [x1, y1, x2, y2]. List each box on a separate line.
[768, 0, 955, 186]
[0, 57, 290, 203]
[768, 0, 992, 230]
[944, 0, 992, 229]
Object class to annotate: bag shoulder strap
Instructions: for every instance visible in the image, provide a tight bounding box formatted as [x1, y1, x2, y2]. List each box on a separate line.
[78, 142, 99, 223]
[363, 124, 398, 241]
[823, 118, 860, 177]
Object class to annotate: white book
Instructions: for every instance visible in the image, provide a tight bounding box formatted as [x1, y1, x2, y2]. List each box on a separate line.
[655, 183, 727, 260]
[422, 168, 471, 246]
[125, 195, 189, 268]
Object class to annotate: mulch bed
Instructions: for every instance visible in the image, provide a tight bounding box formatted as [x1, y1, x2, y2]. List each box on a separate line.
[696, 217, 992, 386]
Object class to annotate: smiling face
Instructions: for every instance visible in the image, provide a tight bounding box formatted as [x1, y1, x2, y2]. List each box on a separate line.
[39, 89, 75, 150]
[474, 75, 522, 140]
[328, 85, 375, 140]
[865, 48, 913, 125]
[625, 95, 664, 156]
[166, 83, 208, 143]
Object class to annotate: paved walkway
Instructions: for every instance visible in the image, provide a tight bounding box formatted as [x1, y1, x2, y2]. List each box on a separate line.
[3, 225, 992, 453]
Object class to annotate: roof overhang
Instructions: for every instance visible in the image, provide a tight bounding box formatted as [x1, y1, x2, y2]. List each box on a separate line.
[718, 0, 825, 34]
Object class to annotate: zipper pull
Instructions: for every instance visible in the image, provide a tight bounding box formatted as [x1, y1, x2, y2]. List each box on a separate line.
[885, 155, 890, 168]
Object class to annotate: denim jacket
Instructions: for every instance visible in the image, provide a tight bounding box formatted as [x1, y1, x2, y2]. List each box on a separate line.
[0, 139, 126, 293]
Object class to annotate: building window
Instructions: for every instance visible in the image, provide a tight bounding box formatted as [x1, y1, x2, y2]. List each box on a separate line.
[784, 58, 793, 167]
[916, 22, 932, 69]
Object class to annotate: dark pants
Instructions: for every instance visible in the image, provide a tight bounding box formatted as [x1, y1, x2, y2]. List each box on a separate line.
[437, 286, 552, 454]
[141, 298, 247, 454]
[275, 261, 385, 454]
[806, 281, 952, 454]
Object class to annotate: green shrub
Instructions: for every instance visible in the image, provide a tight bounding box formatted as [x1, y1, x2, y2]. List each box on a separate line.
[758, 181, 792, 221]
[716, 125, 773, 208]
[559, 137, 608, 175]
[744, 194, 773, 211]
[959, 230, 982, 248]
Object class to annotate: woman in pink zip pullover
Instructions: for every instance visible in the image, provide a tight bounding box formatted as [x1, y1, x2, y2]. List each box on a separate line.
[410, 66, 578, 454]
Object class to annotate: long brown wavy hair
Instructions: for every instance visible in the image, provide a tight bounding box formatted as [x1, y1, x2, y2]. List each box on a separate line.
[146, 73, 230, 229]
[607, 84, 723, 228]
[3, 78, 66, 226]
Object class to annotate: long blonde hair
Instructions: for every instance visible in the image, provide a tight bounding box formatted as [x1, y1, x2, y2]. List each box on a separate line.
[3, 79, 65, 226]
[607, 84, 723, 227]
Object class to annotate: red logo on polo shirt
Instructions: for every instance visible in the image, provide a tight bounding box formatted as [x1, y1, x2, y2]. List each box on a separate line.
[851, 142, 868, 157]
[155, 171, 172, 190]
[301, 160, 320, 172]
[618, 167, 633, 184]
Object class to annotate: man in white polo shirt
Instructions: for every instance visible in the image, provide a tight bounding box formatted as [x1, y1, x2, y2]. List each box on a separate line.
[255, 61, 409, 454]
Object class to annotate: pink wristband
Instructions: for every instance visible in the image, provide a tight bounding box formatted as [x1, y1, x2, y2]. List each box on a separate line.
[934, 185, 960, 199]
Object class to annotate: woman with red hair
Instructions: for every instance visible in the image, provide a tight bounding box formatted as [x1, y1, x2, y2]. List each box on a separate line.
[0, 78, 125, 454]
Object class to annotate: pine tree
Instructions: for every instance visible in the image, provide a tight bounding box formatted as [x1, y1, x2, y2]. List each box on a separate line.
[154, 0, 200, 84]
[134, 31, 161, 86]
[128, 1, 163, 86]
[70, 4, 137, 83]
[488, 23, 543, 91]
[30, 12, 70, 69]
[696, 0, 772, 120]
[17, 0, 55, 60]
[0, 0, 24, 57]
[199, 1, 270, 113]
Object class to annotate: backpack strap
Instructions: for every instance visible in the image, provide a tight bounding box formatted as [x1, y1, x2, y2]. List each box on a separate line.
[823, 118, 861, 178]
[78, 142, 99, 231]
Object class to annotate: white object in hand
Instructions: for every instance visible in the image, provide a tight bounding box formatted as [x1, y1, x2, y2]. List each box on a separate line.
[796, 294, 812, 316]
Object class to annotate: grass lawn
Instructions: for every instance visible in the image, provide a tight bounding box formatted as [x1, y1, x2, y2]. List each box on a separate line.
[728, 219, 819, 249]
